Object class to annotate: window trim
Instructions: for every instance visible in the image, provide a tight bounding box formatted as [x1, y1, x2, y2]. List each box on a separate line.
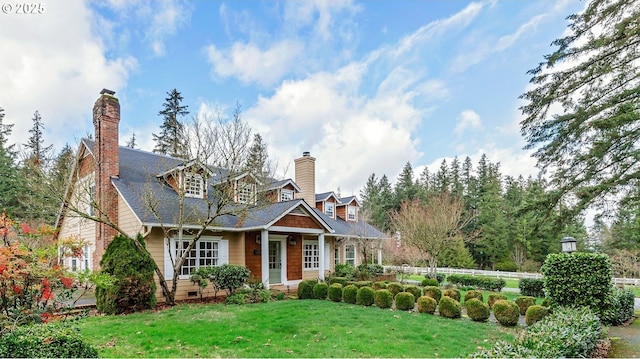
[165, 236, 228, 280]
[345, 244, 356, 266]
[325, 202, 335, 218]
[280, 188, 294, 202]
[347, 205, 357, 221]
[236, 180, 256, 204]
[183, 172, 204, 198]
[303, 240, 319, 271]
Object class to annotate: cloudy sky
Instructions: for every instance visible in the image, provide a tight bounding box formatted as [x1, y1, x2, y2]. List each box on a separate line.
[0, 0, 584, 197]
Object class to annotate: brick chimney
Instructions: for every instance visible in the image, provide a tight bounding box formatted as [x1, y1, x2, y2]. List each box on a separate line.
[294, 152, 316, 206]
[92, 89, 120, 267]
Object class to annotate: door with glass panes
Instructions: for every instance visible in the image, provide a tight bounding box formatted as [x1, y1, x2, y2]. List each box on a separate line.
[268, 241, 282, 284]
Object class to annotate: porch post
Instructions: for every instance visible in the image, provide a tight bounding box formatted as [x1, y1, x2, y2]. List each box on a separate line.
[318, 233, 325, 281]
[261, 229, 269, 288]
[377, 241, 382, 265]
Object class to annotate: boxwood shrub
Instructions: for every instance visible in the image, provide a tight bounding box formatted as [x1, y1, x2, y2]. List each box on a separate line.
[421, 278, 438, 287]
[297, 280, 317, 299]
[327, 283, 343, 302]
[438, 296, 461, 319]
[423, 286, 442, 302]
[329, 277, 348, 287]
[395, 292, 415, 311]
[372, 281, 388, 291]
[356, 286, 375, 306]
[514, 296, 536, 315]
[312, 282, 328, 300]
[465, 298, 490, 322]
[443, 288, 461, 302]
[374, 289, 393, 309]
[525, 305, 549, 326]
[601, 287, 636, 325]
[493, 299, 520, 327]
[417, 296, 437, 314]
[425, 273, 445, 284]
[404, 285, 422, 299]
[386, 282, 404, 296]
[487, 293, 507, 309]
[519, 278, 545, 298]
[354, 281, 372, 288]
[0, 323, 98, 358]
[463, 290, 483, 303]
[447, 274, 505, 291]
[342, 284, 358, 304]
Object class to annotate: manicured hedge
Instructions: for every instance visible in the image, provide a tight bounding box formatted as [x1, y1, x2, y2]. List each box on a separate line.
[463, 290, 483, 303]
[519, 278, 545, 298]
[493, 300, 520, 327]
[443, 288, 461, 302]
[386, 282, 404, 297]
[395, 292, 415, 311]
[417, 296, 437, 314]
[313, 282, 328, 300]
[329, 277, 348, 287]
[465, 298, 490, 322]
[447, 274, 505, 291]
[356, 286, 375, 306]
[423, 286, 442, 302]
[438, 296, 461, 319]
[372, 281, 388, 291]
[328, 283, 343, 302]
[0, 323, 98, 358]
[342, 284, 358, 304]
[601, 287, 635, 325]
[297, 280, 317, 299]
[487, 293, 507, 309]
[374, 289, 393, 309]
[421, 278, 438, 287]
[404, 285, 422, 299]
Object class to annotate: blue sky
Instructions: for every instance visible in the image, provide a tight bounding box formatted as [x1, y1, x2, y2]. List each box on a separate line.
[0, 0, 584, 196]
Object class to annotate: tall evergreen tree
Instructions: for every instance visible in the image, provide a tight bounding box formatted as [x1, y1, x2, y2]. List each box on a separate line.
[24, 111, 52, 167]
[126, 132, 137, 149]
[450, 156, 463, 197]
[434, 159, 450, 193]
[245, 133, 270, 179]
[0, 109, 24, 217]
[393, 162, 418, 209]
[153, 89, 189, 158]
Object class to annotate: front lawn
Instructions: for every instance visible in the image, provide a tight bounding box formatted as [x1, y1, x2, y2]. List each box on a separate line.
[78, 300, 516, 358]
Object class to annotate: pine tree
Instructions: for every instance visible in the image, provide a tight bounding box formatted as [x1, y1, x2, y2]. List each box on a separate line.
[393, 162, 417, 209]
[24, 111, 52, 168]
[434, 159, 449, 193]
[245, 133, 270, 179]
[0, 109, 25, 217]
[153, 89, 189, 158]
[126, 132, 137, 149]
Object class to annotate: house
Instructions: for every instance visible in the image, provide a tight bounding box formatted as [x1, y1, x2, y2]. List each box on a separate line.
[56, 89, 388, 301]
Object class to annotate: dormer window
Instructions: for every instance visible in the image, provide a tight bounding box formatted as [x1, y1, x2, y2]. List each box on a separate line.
[325, 202, 335, 218]
[281, 189, 294, 202]
[184, 173, 204, 198]
[348, 205, 356, 221]
[236, 181, 256, 204]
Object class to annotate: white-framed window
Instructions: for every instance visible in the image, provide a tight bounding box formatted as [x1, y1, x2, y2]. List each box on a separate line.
[281, 189, 294, 201]
[164, 236, 229, 279]
[236, 181, 256, 204]
[325, 202, 335, 218]
[303, 240, 319, 270]
[334, 245, 341, 265]
[184, 172, 204, 198]
[345, 244, 356, 266]
[88, 184, 96, 216]
[347, 205, 356, 221]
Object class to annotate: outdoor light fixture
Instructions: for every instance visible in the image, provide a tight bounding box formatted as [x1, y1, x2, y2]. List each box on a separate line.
[255, 234, 261, 245]
[561, 236, 577, 253]
[287, 235, 296, 246]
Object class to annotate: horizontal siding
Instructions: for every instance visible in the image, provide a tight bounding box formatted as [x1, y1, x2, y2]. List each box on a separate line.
[118, 196, 142, 237]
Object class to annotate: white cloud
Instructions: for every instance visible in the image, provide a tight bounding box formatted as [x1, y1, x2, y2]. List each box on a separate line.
[0, 0, 136, 152]
[455, 110, 482, 134]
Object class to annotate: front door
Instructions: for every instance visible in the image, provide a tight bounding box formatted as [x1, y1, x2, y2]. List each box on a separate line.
[269, 241, 282, 284]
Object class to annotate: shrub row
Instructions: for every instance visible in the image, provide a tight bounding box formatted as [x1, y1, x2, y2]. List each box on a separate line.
[447, 274, 505, 291]
[518, 278, 545, 298]
[474, 307, 603, 358]
[0, 323, 98, 358]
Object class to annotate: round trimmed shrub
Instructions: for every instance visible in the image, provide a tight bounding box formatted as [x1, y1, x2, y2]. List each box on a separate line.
[354, 281, 372, 288]
[313, 282, 329, 300]
[493, 299, 520, 327]
[465, 298, 490, 322]
[515, 296, 536, 315]
[423, 286, 442, 302]
[404, 285, 422, 299]
[487, 293, 508, 308]
[374, 289, 393, 309]
[297, 280, 317, 299]
[386, 282, 404, 296]
[343, 284, 358, 304]
[443, 288, 461, 302]
[356, 286, 375, 306]
[330, 277, 348, 287]
[395, 292, 416, 311]
[421, 278, 438, 287]
[438, 296, 462, 319]
[372, 281, 388, 291]
[328, 283, 343, 302]
[417, 296, 437, 314]
[525, 305, 549, 326]
[464, 290, 483, 303]
[0, 323, 98, 358]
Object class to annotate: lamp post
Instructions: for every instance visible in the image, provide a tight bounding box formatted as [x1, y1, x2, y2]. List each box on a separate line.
[560, 236, 577, 254]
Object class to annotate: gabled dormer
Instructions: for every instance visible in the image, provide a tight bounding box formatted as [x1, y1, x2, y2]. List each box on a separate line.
[230, 172, 263, 205]
[315, 192, 341, 220]
[157, 160, 214, 199]
[265, 179, 302, 203]
[337, 196, 361, 222]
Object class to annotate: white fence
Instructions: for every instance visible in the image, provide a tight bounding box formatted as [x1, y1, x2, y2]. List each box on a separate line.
[385, 265, 640, 286]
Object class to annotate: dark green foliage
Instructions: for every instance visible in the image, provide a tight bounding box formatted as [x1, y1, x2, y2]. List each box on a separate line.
[297, 280, 317, 299]
[465, 298, 490, 322]
[487, 293, 507, 309]
[475, 307, 602, 358]
[421, 278, 438, 287]
[519, 278, 545, 298]
[423, 286, 442, 302]
[443, 288, 460, 302]
[212, 264, 251, 295]
[417, 296, 437, 314]
[447, 274, 505, 291]
[600, 287, 635, 325]
[424, 272, 445, 284]
[463, 290, 483, 303]
[225, 292, 246, 304]
[540, 297, 552, 307]
[386, 282, 404, 296]
[374, 289, 393, 309]
[354, 281, 372, 288]
[0, 323, 98, 358]
[494, 261, 517, 272]
[395, 292, 415, 311]
[153, 88, 189, 157]
[355, 263, 384, 280]
[313, 282, 328, 300]
[342, 284, 358, 304]
[355, 286, 375, 306]
[328, 283, 343, 302]
[525, 305, 549, 326]
[515, 296, 536, 315]
[334, 264, 356, 279]
[96, 234, 156, 314]
[493, 300, 520, 327]
[404, 285, 422, 299]
[372, 281, 387, 290]
[438, 296, 461, 319]
[330, 277, 348, 287]
[541, 252, 611, 318]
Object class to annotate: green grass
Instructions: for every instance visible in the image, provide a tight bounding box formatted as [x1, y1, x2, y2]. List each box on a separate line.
[625, 285, 640, 297]
[78, 300, 516, 358]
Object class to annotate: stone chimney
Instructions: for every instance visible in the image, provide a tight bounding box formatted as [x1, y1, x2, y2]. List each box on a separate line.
[92, 88, 120, 267]
[294, 151, 316, 206]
